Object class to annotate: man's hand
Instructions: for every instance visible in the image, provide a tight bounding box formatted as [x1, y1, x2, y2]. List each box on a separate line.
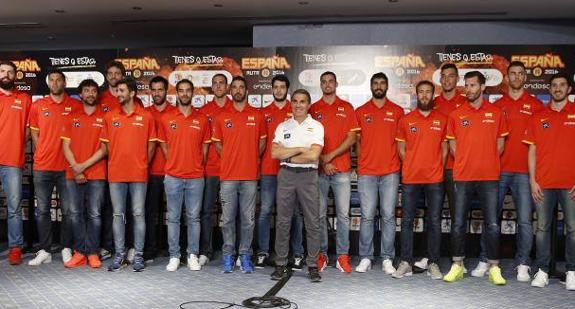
[71, 162, 87, 175]
[322, 162, 337, 176]
[530, 180, 544, 204]
[75, 173, 88, 184]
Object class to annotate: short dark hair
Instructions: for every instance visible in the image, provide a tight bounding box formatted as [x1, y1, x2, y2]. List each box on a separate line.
[320, 71, 337, 81]
[212, 73, 228, 84]
[47, 69, 66, 81]
[416, 80, 435, 93]
[105, 60, 126, 75]
[440, 63, 459, 74]
[549, 73, 572, 88]
[464, 71, 486, 85]
[292, 89, 311, 104]
[0, 61, 17, 72]
[271, 74, 290, 89]
[370, 72, 388, 84]
[116, 78, 137, 93]
[149, 76, 168, 89]
[231, 76, 247, 88]
[77, 79, 99, 94]
[176, 79, 194, 90]
[507, 61, 526, 73]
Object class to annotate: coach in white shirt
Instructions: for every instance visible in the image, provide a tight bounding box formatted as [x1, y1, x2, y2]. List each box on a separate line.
[270, 89, 324, 283]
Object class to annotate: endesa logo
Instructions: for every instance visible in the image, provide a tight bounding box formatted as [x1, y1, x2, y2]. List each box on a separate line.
[511, 53, 565, 69]
[374, 54, 426, 68]
[241, 56, 291, 70]
[116, 57, 160, 71]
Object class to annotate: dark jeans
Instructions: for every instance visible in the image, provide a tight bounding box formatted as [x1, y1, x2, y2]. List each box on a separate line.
[33, 170, 72, 251]
[200, 176, 219, 258]
[144, 174, 164, 257]
[66, 180, 106, 254]
[400, 182, 444, 264]
[451, 180, 500, 262]
[100, 184, 114, 253]
[444, 170, 455, 218]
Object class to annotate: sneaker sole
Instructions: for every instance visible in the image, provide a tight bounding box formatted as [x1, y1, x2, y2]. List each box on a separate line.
[133, 268, 145, 272]
[108, 264, 128, 272]
[336, 263, 352, 273]
[392, 272, 413, 279]
[427, 272, 443, 280]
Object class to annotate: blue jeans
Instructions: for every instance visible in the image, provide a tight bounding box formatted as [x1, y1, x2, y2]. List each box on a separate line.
[200, 176, 219, 258]
[535, 189, 575, 272]
[33, 170, 72, 251]
[220, 180, 257, 256]
[452, 181, 500, 262]
[479, 172, 533, 266]
[400, 182, 444, 264]
[358, 173, 399, 260]
[66, 180, 105, 254]
[319, 172, 351, 255]
[109, 182, 147, 255]
[0, 166, 23, 248]
[164, 175, 204, 258]
[257, 175, 304, 256]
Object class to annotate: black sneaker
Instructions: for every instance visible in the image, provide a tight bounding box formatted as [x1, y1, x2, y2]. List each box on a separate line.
[271, 266, 290, 281]
[308, 267, 321, 283]
[291, 255, 305, 271]
[255, 253, 268, 269]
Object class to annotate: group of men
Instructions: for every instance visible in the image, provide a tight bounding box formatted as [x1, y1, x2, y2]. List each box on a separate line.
[0, 58, 574, 288]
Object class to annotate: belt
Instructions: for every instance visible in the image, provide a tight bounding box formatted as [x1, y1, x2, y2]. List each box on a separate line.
[281, 165, 317, 173]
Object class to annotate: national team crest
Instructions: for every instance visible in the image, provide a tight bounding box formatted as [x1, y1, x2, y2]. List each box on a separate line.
[225, 120, 233, 128]
[112, 121, 121, 127]
[462, 119, 470, 127]
[542, 122, 550, 129]
[73, 121, 81, 128]
[315, 112, 323, 120]
[410, 126, 417, 133]
[365, 115, 373, 124]
[43, 111, 50, 117]
[170, 123, 177, 130]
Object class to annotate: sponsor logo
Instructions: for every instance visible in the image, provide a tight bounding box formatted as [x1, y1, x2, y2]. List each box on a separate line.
[135, 116, 143, 121]
[433, 120, 441, 126]
[172, 55, 224, 65]
[484, 113, 493, 118]
[247, 116, 255, 121]
[284, 133, 291, 139]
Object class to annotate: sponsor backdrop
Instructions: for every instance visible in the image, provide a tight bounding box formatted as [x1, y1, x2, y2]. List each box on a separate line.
[2, 45, 574, 252]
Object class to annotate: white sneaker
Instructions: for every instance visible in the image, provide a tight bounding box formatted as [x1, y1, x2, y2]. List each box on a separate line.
[166, 257, 180, 272]
[198, 255, 210, 266]
[355, 258, 372, 273]
[471, 261, 489, 277]
[382, 259, 396, 275]
[61, 248, 72, 264]
[28, 249, 52, 266]
[392, 261, 413, 279]
[516, 264, 531, 282]
[566, 271, 575, 291]
[188, 254, 201, 271]
[126, 248, 135, 264]
[531, 269, 549, 288]
[99, 248, 112, 261]
[236, 256, 241, 267]
[427, 263, 443, 280]
[414, 257, 428, 270]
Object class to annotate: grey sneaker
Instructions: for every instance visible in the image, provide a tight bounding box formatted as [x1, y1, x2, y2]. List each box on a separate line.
[427, 263, 443, 280]
[392, 261, 413, 279]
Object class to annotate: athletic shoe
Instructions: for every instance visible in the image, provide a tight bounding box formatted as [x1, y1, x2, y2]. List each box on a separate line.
[414, 257, 428, 270]
[166, 257, 180, 272]
[99, 248, 112, 261]
[308, 267, 322, 283]
[255, 253, 268, 269]
[61, 248, 73, 264]
[198, 255, 210, 266]
[292, 255, 304, 271]
[8, 247, 22, 265]
[488, 266, 507, 285]
[271, 266, 290, 281]
[382, 259, 396, 275]
[443, 263, 464, 283]
[28, 249, 52, 266]
[317, 252, 328, 272]
[566, 271, 575, 291]
[64, 252, 87, 268]
[87, 254, 102, 268]
[336, 254, 352, 273]
[108, 253, 127, 272]
[236, 256, 242, 267]
[222, 255, 234, 273]
[126, 248, 136, 264]
[531, 269, 549, 288]
[392, 261, 413, 279]
[132, 253, 145, 272]
[188, 254, 201, 271]
[516, 264, 531, 282]
[471, 261, 489, 277]
[240, 254, 254, 274]
[355, 258, 372, 273]
[427, 263, 443, 280]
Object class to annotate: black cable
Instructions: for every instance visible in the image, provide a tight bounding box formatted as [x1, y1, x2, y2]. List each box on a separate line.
[179, 298, 298, 309]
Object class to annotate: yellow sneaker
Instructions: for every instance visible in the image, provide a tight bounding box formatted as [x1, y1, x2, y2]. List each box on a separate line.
[488, 266, 507, 285]
[443, 263, 464, 282]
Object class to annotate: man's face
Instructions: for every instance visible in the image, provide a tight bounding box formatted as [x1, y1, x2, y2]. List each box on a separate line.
[464, 76, 485, 103]
[116, 84, 132, 105]
[48, 73, 66, 96]
[211, 75, 228, 99]
[291, 93, 311, 118]
[230, 80, 247, 103]
[150, 82, 167, 106]
[371, 78, 388, 99]
[440, 67, 459, 92]
[0, 64, 16, 90]
[416, 84, 434, 111]
[507, 65, 527, 91]
[80, 86, 98, 106]
[550, 77, 572, 103]
[272, 80, 288, 102]
[106, 66, 123, 88]
[177, 82, 193, 106]
[320, 74, 337, 96]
